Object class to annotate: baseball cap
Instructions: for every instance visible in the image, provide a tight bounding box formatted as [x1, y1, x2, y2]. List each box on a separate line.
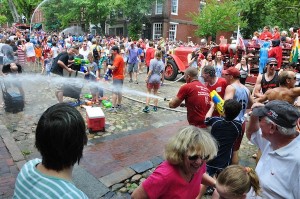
[222, 67, 240, 77]
[267, 58, 277, 64]
[252, 100, 300, 128]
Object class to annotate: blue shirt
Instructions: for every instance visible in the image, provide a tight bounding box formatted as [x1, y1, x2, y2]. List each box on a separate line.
[231, 83, 249, 122]
[128, 47, 138, 64]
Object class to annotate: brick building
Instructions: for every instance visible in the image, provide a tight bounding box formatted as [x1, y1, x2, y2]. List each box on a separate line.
[144, 0, 202, 43]
[107, 0, 204, 44]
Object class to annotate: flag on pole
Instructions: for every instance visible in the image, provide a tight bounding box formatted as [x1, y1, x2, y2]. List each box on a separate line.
[290, 33, 299, 63]
[236, 25, 246, 51]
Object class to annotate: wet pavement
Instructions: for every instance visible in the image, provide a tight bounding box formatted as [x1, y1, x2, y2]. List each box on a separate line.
[0, 70, 257, 198]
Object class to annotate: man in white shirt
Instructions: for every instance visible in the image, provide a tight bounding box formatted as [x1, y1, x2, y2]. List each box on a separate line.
[79, 41, 89, 59]
[246, 100, 300, 199]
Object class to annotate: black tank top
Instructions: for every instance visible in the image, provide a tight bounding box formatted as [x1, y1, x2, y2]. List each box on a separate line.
[261, 71, 279, 94]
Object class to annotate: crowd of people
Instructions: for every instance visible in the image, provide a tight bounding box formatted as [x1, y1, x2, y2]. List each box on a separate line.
[1, 25, 300, 198]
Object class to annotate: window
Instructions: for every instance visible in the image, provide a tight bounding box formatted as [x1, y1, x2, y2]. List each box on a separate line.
[169, 23, 177, 41]
[116, 27, 123, 36]
[156, 0, 163, 14]
[171, 0, 178, 15]
[153, 23, 162, 40]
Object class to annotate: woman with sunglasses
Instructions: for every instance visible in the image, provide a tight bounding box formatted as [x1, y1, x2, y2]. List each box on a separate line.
[213, 165, 261, 199]
[131, 125, 218, 199]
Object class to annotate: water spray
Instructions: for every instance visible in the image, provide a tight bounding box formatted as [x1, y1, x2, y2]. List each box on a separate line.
[30, 0, 50, 34]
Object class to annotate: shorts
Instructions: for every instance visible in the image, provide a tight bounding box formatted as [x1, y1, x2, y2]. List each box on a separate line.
[112, 79, 123, 93]
[147, 82, 160, 90]
[50, 72, 63, 90]
[128, 63, 138, 73]
[233, 121, 246, 151]
[27, 56, 36, 63]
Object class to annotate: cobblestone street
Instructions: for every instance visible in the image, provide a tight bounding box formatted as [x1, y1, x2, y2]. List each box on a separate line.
[0, 71, 257, 198]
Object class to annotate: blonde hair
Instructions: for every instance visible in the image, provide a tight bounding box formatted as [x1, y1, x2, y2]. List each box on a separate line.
[164, 126, 218, 166]
[87, 52, 93, 60]
[217, 165, 261, 196]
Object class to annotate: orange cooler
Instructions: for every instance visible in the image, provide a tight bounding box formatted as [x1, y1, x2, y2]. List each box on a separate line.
[86, 107, 105, 131]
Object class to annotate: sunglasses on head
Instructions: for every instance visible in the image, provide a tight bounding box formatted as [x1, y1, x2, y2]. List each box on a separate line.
[188, 154, 209, 161]
[269, 63, 277, 67]
[288, 76, 297, 80]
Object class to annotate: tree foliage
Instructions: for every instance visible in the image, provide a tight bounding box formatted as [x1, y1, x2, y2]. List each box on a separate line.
[236, 0, 300, 38]
[40, 0, 158, 37]
[0, 1, 13, 23]
[0, 15, 7, 25]
[192, 0, 247, 41]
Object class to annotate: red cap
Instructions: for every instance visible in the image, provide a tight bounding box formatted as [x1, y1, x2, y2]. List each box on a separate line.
[222, 67, 240, 77]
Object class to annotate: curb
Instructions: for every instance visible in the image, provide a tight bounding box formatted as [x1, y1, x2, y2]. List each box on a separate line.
[0, 120, 26, 170]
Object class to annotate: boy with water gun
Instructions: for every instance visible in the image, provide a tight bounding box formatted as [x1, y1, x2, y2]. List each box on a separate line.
[200, 99, 242, 197]
[83, 53, 104, 104]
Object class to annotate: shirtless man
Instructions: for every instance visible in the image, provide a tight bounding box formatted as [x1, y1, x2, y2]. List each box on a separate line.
[256, 70, 299, 104]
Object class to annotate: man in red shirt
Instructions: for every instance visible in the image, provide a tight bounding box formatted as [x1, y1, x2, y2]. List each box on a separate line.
[145, 41, 155, 73]
[259, 26, 272, 40]
[169, 67, 210, 129]
[107, 46, 125, 112]
[202, 65, 227, 116]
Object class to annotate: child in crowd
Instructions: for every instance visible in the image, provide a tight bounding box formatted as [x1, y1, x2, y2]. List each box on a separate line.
[200, 99, 242, 196]
[213, 165, 261, 199]
[34, 44, 42, 72]
[85, 53, 102, 104]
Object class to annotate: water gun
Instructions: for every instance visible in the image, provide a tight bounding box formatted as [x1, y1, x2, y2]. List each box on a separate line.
[102, 100, 112, 108]
[74, 58, 90, 65]
[210, 90, 224, 115]
[104, 68, 112, 81]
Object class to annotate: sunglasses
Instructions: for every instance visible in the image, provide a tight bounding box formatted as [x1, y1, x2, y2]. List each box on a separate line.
[269, 64, 277, 67]
[188, 154, 209, 161]
[288, 77, 297, 80]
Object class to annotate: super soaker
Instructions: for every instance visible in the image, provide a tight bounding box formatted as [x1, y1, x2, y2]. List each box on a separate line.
[74, 58, 90, 65]
[210, 90, 224, 115]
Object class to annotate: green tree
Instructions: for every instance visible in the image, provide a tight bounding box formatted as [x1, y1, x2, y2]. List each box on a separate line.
[236, 0, 300, 38]
[192, 0, 247, 41]
[0, 0, 13, 23]
[0, 15, 7, 25]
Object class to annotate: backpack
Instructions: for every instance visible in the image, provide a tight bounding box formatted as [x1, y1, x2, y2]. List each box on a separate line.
[93, 46, 100, 60]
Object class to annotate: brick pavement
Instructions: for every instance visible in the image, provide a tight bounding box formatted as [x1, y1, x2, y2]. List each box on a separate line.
[0, 137, 18, 198]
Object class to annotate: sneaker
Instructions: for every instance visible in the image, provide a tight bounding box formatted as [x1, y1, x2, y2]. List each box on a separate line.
[108, 107, 117, 113]
[142, 106, 150, 113]
[153, 106, 158, 112]
[129, 79, 133, 83]
[135, 81, 138, 84]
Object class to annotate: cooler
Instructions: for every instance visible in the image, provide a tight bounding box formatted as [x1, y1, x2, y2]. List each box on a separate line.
[86, 107, 105, 132]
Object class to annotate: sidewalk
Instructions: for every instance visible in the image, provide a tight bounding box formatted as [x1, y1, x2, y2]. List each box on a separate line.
[0, 121, 26, 198]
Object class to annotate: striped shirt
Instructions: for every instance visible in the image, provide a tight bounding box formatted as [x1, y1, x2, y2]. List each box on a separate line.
[13, 158, 88, 199]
